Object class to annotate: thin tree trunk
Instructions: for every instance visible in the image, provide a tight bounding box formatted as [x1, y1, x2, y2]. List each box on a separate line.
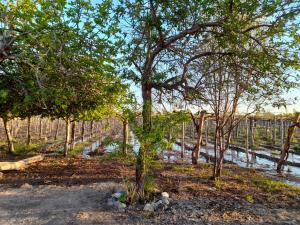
[64, 118, 71, 157]
[26, 117, 31, 146]
[81, 121, 85, 142]
[136, 80, 152, 199]
[280, 118, 284, 150]
[272, 117, 276, 148]
[192, 111, 206, 165]
[277, 113, 300, 172]
[39, 118, 42, 139]
[181, 122, 185, 158]
[90, 120, 94, 138]
[70, 121, 76, 149]
[122, 119, 129, 155]
[3, 118, 15, 153]
[245, 117, 249, 164]
[54, 119, 59, 141]
[213, 124, 219, 178]
[205, 120, 209, 146]
[249, 117, 254, 149]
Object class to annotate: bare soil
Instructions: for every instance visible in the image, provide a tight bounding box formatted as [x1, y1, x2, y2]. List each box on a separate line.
[0, 155, 299, 225]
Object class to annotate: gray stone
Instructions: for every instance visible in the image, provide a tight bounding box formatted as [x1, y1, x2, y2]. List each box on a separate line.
[112, 192, 122, 199]
[113, 200, 126, 210]
[107, 198, 114, 206]
[161, 197, 170, 205]
[144, 203, 155, 212]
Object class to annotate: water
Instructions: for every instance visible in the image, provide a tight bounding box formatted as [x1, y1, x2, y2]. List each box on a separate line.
[82, 134, 300, 186]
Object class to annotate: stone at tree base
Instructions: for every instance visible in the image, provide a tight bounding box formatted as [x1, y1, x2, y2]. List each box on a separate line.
[144, 203, 155, 212]
[113, 201, 126, 211]
[161, 197, 170, 205]
[161, 192, 169, 198]
[112, 192, 122, 199]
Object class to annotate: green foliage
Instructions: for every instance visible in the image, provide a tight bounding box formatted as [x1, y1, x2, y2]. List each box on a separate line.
[245, 194, 254, 203]
[213, 177, 222, 189]
[144, 176, 157, 200]
[253, 177, 300, 194]
[12, 143, 39, 155]
[173, 165, 194, 173]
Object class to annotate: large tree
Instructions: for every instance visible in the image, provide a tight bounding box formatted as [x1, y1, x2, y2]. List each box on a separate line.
[116, 0, 300, 197]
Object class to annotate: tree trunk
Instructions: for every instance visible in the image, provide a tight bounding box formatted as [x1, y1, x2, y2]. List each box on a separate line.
[192, 111, 206, 165]
[81, 121, 85, 142]
[70, 121, 76, 149]
[64, 118, 71, 157]
[215, 129, 226, 178]
[204, 120, 209, 146]
[90, 120, 94, 138]
[272, 117, 276, 148]
[213, 125, 219, 178]
[122, 119, 129, 155]
[249, 117, 254, 149]
[181, 122, 185, 158]
[136, 80, 152, 199]
[39, 118, 42, 139]
[3, 118, 15, 154]
[26, 117, 31, 146]
[245, 117, 249, 164]
[54, 119, 59, 141]
[277, 113, 300, 172]
[280, 118, 284, 150]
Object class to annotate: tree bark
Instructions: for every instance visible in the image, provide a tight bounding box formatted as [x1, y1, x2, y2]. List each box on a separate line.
[26, 117, 31, 146]
[136, 80, 152, 199]
[272, 117, 276, 148]
[2, 117, 15, 154]
[54, 119, 59, 141]
[90, 120, 94, 138]
[181, 122, 185, 158]
[39, 118, 42, 139]
[277, 113, 300, 173]
[0, 155, 44, 171]
[245, 117, 249, 164]
[249, 117, 255, 149]
[64, 118, 71, 156]
[122, 119, 129, 155]
[81, 121, 85, 142]
[192, 111, 206, 165]
[70, 121, 76, 149]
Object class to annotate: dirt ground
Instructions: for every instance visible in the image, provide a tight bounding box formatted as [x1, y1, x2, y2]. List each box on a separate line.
[0, 155, 300, 225]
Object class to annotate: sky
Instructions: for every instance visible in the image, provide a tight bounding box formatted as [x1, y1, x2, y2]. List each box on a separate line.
[91, 0, 300, 113]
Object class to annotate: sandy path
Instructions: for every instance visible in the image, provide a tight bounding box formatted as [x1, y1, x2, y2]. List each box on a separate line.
[0, 182, 129, 225]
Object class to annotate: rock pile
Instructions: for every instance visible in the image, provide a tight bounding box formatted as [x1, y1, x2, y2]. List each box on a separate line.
[143, 192, 171, 212]
[107, 189, 126, 211]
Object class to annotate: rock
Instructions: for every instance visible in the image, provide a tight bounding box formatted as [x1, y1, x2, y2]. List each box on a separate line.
[161, 192, 169, 198]
[171, 208, 177, 214]
[207, 187, 217, 191]
[20, 183, 32, 189]
[114, 201, 126, 210]
[161, 197, 170, 205]
[107, 198, 114, 206]
[144, 203, 155, 212]
[112, 192, 122, 199]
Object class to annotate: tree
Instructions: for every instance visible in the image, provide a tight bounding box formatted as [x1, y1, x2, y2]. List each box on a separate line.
[117, 0, 300, 197]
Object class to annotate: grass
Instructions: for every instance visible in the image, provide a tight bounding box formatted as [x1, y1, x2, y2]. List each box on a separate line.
[68, 137, 99, 156]
[253, 176, 300, 194]
[13, 142, 39, 155]
[173, 164, 194, 172]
